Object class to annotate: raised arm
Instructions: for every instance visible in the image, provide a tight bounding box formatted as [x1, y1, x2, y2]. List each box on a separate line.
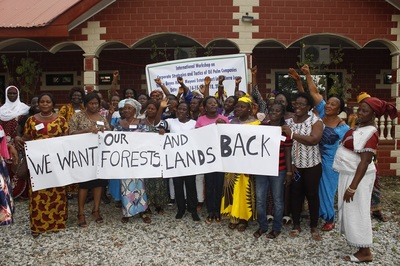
[201, 76, 211, 97]
[154, 78, 171, 96]
[288, 68, 305, 93]
[155, 97, 169, 125]
[250, 66, 267, 113]
[109, 70, 119, 100]
[301, 64, 323, 106]
[234, 76, 242, 94]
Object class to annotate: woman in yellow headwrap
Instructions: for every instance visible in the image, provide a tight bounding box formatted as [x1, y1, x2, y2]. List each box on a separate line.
[220, 95, 259, 232]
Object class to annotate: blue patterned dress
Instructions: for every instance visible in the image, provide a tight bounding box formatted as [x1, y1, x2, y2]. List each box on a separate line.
[315, 100, 350, 222]
[113, 122, 149, 217]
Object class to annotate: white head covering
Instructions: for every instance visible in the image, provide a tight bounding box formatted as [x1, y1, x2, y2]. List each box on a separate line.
[124, 98, 142, 113]
[118, 99, 127, 109]
[0, 86, 30, 121]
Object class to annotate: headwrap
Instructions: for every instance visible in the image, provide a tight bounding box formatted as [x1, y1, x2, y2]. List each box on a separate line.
[0, 86, 30, 121]
[124, 98, 142, 113]
[357, 92, 371, 103]
[118, 99, 127, 109]
[150, 90, 163, 98]
[238, 94, 252, 105]
[363, 97, 398, 119]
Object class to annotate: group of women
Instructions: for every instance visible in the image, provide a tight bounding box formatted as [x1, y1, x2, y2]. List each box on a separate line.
[0, 66, 397, 263]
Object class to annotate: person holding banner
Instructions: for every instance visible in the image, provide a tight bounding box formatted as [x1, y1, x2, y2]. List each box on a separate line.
[161, 102, 200, 221]
[220, 95, 259, 232]
[20, 93, 69, 237]
[253, 102, 292, 239]
[281, 93, 323, 241]
[195, 96, 229, 224]
[113, 98, 150, 223]
[69, 92, 110, 228]
[138, 99, 170, 216]
[58, 86, 86, 200]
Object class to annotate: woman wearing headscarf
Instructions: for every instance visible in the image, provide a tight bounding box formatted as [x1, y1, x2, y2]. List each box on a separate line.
[333, 97, 397, 263]
[0, 86, 30, 199]
[114, 98, 149, 223]
[348, 92, 389, 222]
[220, 95, 258, 232]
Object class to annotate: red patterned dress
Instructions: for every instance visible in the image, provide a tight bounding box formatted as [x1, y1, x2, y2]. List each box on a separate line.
[24, 115, 68, 234]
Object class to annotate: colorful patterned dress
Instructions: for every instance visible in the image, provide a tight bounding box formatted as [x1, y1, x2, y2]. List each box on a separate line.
[24, 115, 69, 233]
[0, 125, 14, 225]
[0, 116, 27, 198]
[114, 122, 149, 217]
[220, 120, 259, 223]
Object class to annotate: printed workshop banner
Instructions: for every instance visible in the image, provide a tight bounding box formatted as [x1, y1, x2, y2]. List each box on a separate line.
[145, 54, 248, 96]
[25, 125, 281, 191]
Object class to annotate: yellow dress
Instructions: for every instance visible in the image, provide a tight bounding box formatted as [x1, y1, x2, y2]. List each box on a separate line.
[24, 115, 69, 234]
[220, 120, 260, 223]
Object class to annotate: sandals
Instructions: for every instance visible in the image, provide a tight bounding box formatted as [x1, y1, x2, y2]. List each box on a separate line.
[205, 215, 213, 224]
[253, 228, 267, 238]
[91, 210, 104, 224]
[139, 213, 152, 224]
[289, 226, 301, 237]
[237, 223, 247, 232]
[265, 230, 281, 239]
[155, 206, 165, 215]
[372, 211, 388, 222]
[31, 232, 40, 238]
[228, 223, 238, 230]
[321, 222, 335, 231]
[214, 215, 221, 223]
[344, 254, 373, 263]
[311, 228, 322, 241]
[77, 214, 87, 227]
[121, 217, 129, 224]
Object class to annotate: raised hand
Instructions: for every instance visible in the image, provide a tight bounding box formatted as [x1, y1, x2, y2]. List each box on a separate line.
[177, 77, 184, 85]
[235, 76, 242, 84]
[204, 76, 211, 86]
[160, 97, 169, 109]
[288, 68, 301, 81]
[301, 64, 310, 75]
[154, 78, 162, 85]
[251, 65, 257, 75]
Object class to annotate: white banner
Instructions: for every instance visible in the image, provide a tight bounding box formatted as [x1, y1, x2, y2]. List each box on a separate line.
[218, 124, 281, 176]
[25, 124, 281, 191]
[145, 54, 248, 96]
[25, 133, 99, 191]
[97, 131, 162, 179]
[161, 124, 222, 178]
